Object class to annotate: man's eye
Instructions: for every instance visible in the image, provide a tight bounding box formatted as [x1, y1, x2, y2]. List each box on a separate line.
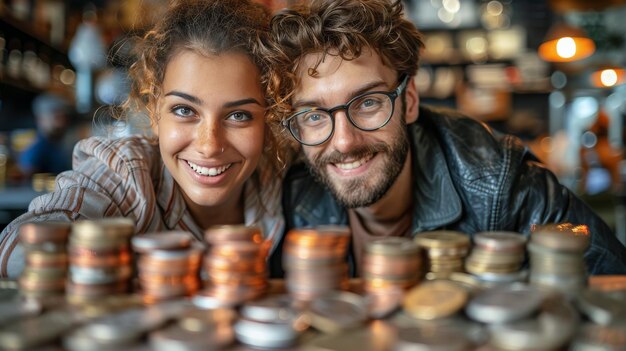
[228, 111, 253, 122]
[356, 97, 382, 110]
[172, 106, 195, 117]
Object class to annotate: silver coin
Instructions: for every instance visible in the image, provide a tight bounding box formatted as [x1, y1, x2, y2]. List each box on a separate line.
[131, 232, 193, 253]
[145, 242, 205, 260]
[394, 326, 471, 351]
[69, 265, 132, 284]
[80, 304, 177, 343]
[472, 269, 528, 284]
[465, 283, 544, 324]
[308, 291, 368, 333]
[234, 318, 299, 349]
[240, 294, 298, 322]
[149, 322, 234, 351]
[576, 289, 626, 325]
[488, 296, 578, 350]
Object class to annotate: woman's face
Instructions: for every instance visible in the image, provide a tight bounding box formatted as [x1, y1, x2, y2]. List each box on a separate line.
[154, 50, 266, 214]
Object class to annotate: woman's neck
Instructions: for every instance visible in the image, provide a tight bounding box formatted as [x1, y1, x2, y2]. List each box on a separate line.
[184, 193, 245, 230]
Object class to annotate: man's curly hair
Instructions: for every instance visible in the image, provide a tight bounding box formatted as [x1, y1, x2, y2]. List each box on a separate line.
[260, 0, 424, 151]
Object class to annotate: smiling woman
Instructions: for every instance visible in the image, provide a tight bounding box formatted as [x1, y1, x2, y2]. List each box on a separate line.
[0, 0, 288, 278]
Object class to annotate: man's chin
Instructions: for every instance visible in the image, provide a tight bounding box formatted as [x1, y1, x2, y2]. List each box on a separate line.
[328, 180, 384, 208]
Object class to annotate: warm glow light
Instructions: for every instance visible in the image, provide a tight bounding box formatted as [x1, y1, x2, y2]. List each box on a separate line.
[556, 37, 576, 58]
[538, 24, 595, 63]
[600, 69, 618, 87]
[590, 67, 625, 88]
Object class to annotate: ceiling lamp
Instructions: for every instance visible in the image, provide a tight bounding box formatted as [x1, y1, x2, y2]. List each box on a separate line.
[590, 67, 625, 88]
[538, 23, 595, 62]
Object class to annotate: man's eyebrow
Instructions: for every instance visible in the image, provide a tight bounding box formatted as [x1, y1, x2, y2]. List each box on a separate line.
[163, 92, 262, 108]
[292, 80, 389, 109]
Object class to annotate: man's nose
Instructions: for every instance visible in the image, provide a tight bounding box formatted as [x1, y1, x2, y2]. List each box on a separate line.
[328, 111, 363, 153]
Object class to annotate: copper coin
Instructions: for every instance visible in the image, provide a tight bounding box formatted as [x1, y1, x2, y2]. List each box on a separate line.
[204, 225, 263, 244]
[19, 221, 71, 244]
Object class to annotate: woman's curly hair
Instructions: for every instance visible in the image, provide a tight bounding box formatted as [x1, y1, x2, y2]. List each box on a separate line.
[260, 0, 424, 152]
[123, 0, 288, 171]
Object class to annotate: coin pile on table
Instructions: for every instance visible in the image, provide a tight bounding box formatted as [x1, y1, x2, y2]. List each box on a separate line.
[529, 223, 590, 294]
[465, 231, 527, 284]
[2, 221, 626, 350]
[282, 226, 351, 301]
[18, 221, 71, 300]
[414, 230, 470, 275]
[66, 218, 134, 303]
[195, 225, 269, 308]
[132, 231, 202, 304]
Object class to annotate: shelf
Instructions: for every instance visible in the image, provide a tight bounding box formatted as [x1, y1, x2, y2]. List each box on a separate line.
[0, 8, 68, 59]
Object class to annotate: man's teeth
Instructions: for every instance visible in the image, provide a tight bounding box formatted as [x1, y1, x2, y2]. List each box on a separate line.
[335, 155, 373, 170]
[187, 161, 232, 176]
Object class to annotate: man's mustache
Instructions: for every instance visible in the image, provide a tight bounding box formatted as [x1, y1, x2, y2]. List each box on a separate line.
[313, 143, 390, 165]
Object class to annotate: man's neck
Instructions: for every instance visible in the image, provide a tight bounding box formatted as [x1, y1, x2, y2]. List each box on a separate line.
[353, 150, 414, 232]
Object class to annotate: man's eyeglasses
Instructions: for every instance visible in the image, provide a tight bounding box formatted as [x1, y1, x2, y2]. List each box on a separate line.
[283, 75, 410, 146]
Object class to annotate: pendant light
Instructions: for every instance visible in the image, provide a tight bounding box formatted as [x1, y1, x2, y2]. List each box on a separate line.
[538, 22, 595, 62]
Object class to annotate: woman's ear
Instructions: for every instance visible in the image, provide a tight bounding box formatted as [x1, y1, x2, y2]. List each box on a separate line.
[404, 75, 420, 124]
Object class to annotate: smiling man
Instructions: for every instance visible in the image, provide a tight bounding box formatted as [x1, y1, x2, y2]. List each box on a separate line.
[263, 0, 626, 276]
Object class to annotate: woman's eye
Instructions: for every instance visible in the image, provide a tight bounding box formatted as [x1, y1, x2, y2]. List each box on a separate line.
[172, 106, 195, 117]
[228, 111, 253, 122]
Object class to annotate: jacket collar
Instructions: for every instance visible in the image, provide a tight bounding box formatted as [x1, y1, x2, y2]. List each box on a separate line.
[408, 106, 462, 233]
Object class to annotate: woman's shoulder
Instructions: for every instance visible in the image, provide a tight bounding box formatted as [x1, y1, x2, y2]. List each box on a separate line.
[74, 135, 160, 171]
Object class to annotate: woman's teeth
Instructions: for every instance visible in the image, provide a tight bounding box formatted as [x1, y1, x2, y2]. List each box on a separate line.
[187, 161, 232, 176]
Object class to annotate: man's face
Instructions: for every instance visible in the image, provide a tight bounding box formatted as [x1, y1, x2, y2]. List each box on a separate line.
[292, 49, 416, 208]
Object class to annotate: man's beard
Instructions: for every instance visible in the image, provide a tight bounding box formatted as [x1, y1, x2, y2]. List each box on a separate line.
[304, 124, 410, 208]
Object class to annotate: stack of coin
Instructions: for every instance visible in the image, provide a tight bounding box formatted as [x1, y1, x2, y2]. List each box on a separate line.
[363, 237, 422, 291]
[282, 226, 350, 301]
[132, 231, 203, 304]
[196, 225, 269, 307]
[465, 231, 527, 284]
[66, 218, 134, 303]
[18, 221, 71, 299]
[414, 231, 470, 275]
[528, 223, 590, 294]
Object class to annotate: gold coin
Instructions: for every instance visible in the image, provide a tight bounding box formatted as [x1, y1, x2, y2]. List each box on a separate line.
[403, 280, 468, 320]
[414, 231, 470, 249]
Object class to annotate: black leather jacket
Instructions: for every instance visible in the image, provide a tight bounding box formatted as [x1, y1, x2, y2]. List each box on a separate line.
[269, 105, 626, 277]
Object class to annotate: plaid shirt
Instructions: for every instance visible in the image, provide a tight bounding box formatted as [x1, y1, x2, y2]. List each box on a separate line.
[0, 136, 284, 277]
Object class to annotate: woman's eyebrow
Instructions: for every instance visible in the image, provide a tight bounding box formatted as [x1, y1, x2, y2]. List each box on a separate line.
[224, 98, 262, 108]
[164, 91, 204, 105]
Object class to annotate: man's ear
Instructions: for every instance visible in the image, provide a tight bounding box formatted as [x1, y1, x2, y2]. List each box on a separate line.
[404, 75, 420, 124]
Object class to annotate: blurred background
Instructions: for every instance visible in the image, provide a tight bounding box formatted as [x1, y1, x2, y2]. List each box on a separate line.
[0, 0, 625, 243]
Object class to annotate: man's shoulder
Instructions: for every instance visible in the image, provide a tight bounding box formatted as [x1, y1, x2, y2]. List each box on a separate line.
[416, 105, 530, 168]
